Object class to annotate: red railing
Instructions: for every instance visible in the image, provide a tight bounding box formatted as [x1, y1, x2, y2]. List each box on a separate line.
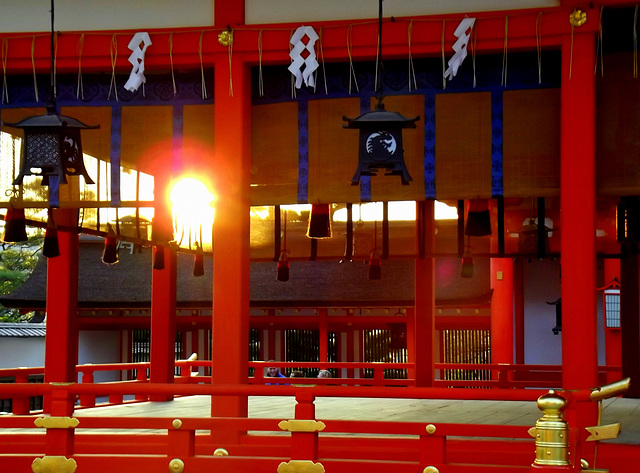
[0, 379, 634, 472]
[0, 361, 623, 415]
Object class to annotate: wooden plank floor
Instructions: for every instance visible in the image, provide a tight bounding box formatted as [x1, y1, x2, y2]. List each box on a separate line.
[68, 394, 640, 444]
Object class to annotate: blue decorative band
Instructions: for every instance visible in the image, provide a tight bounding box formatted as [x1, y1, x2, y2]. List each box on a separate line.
[173, 104, 184, 172]
[359, 96, 371, 202]
[491, 90, 503, 197]
[424, 93, 436, 199]
[297, 99, 309, 203]
[110, 105, 122, 206]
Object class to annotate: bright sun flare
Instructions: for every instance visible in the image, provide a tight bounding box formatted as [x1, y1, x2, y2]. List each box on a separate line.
[170, 177, 215, 248]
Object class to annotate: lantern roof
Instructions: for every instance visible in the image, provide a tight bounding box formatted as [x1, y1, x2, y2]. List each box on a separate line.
[343, 101, 419, 129]
[3, 112, 99, 130]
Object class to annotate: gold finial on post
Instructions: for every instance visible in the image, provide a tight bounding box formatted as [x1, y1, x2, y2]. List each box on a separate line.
[533, 390, 570, 467]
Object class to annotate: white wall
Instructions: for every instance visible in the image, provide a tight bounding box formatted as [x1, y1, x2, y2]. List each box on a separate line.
[523, 259, 606, 365]
[0, 337, 45, 368]
[78, 330, 121, 382]
[0, 0, 214, 33]
[0, 1, 562, 33]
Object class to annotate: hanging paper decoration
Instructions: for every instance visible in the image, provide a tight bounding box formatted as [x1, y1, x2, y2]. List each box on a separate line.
[288, 26, 319, 89]
[444, 17, 476, 81]
[124, 32, 152, 92]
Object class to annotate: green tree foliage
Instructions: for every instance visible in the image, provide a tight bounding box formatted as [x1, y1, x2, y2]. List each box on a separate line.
[0, 233, 42, 322]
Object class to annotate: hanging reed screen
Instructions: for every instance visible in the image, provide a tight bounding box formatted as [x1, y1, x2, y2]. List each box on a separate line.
[442, 329, 491, 384]
[362, 329, 407, 379]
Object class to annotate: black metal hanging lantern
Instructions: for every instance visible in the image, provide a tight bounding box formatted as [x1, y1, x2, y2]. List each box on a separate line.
[3, 0, 97, 192]
[343, 106, 418, 185]
[343, 0, 419, 186]
[6, 114, 97, 186]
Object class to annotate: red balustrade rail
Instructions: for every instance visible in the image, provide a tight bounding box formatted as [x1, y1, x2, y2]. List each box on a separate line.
[0, 361, 623, 415]
[0, 381, 545, 473]
[0, 380, 632, 472]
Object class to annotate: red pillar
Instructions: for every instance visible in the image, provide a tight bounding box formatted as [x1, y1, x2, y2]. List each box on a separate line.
[491, 258, 514, 366]
[415, 200, 435, 387]
[514, 258, 525, 364]
[319, 309, 328, 363]
[560, 29, 598, 392]
[149, 246, 177, 402]
[210, 51, 251, 418]
[603, 259, 621, 384]
[44, 209, 80, 387]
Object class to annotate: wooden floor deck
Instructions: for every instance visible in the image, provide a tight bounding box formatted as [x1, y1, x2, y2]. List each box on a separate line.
[69, 394, 640, 444]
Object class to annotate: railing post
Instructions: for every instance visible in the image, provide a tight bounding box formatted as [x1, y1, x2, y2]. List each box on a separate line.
[12, 371, 30, 415]
[531, 390, 571, 472]
[167, 418, 195, 471]
[79, 368, 96, 408]
[373, 364, 384, 385]
[135, 364, 149, 401]
[277, 389, 325, 473]
[420, 423, 444, 472]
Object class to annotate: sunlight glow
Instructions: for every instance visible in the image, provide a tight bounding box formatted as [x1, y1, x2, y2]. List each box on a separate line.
[170, 177, 215, 249]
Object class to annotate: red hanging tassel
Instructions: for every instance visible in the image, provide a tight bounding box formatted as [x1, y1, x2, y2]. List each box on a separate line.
[42, 210, 59, 258]
[102, 224, 119, 265]
[465, 199, 492, 236]
[2, 205, 28, 243]
[193, 242, 204, 277]
[153, 245, 165, 270]
[461, 255, 474, 278]
[368, 249, 382, 280]
[306, 203, 332, 239]
[276, 250, 290, 282]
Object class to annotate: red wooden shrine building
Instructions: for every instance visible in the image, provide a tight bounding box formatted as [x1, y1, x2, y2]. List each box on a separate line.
[1, 1, 640, 472]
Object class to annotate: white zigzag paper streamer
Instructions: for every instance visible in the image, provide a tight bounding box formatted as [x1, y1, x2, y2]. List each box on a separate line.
[124, 32, 152, 92]
[444, 18, 475, 81]
[288, 26, 319, 89]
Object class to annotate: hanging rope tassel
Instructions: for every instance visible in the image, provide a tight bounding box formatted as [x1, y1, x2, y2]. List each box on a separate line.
[536, 12, 543, 84]
[441, 20, 446, 90]
[76, 34, 85, 99]
[198, 31, 208, 99]
[169, 33, 177, 96]
[347, 25, 359, 94]
[2, 38, 9, 103]
[501, 16, 509, 87]
[31, 35, 39, 102]
[108, 34, 119, 101]
[407, 21, 417, 91]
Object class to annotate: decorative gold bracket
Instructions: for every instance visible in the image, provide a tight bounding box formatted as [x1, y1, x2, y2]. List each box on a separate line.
[278, 419, 326, 432]
[218, 29, 233, 47]
[570, 9, 587, 27]
[277, 460, 325, 473]
[585, 423, 621, 442]
[32, 456, 77, 473]
[34, 417, 79, 429]
[168, 458, 184, 473]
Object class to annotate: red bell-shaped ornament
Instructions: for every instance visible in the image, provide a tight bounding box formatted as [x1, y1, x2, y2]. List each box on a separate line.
[2, 204, 28, 243]
[42, 210, 59, 258]
[368, 249, 382, 280]
[102, 225, 118, 265]
[193, 242, 204, 277]
[276, 250, 290, 282]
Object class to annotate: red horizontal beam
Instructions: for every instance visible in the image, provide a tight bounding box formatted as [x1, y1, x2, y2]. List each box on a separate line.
[0, 6, 600, 74]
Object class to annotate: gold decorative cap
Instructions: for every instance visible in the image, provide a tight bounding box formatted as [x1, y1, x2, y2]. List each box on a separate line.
[537, 390, 567, 419]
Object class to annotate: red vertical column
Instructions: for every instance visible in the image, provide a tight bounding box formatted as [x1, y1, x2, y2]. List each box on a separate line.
[560, 29, 598, 392]
[491, 258, 514, 365]
[319, 309, 328, 364]
[415, 200, 435, 387]
[514, 258, 525, 364]
[149, 245, 177, 402]
[210, 51, 251, 419]
[603, 259, 621, 384]
[44, 209, 80, 388]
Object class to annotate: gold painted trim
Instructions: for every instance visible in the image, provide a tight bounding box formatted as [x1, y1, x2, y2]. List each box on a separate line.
[32, 456, 77, 473]
[590, 378, 630, 401]
[423, 467, 440, 473]
[49, 382, 75, 386]
[172, 419, 183, 429]
[585, 423, 621, 441]
[218, 30, 233, 47]
[34, 417, 79, 429]
[277, 460, 325, 473]
[213, 448, 229, 456]
[527, 427, 537, 438]
[569, 9, 587, 27]
[278, 419, 326, 432]
[168, 458, 184, 473]
[425, 424, 436, 435]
